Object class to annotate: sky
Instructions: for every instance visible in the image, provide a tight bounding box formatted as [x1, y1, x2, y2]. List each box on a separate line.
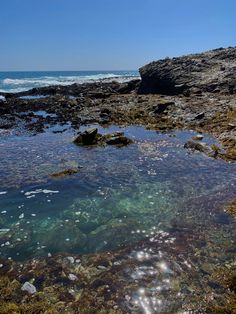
[0, 0, 235, 71]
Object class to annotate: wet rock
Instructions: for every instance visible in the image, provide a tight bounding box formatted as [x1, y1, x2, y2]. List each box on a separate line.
[74, 129, 133, 147]
[224, 200, 236, 218]
[74, 128, 98, 145]
[50, 168, 80, 178]
[105, 133, 133, 146]
[21, 281, 37, 294]
[192, 134, 204, 141]
[184, 140, 209, 153]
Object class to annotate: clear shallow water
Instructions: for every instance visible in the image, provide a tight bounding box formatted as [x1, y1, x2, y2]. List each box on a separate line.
[0, 125, 235, 263]
[0, 70, 139, 93]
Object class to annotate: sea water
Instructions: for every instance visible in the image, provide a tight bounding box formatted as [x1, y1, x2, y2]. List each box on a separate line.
[0, 71, 139, 93]
[0, 125, 235, 261]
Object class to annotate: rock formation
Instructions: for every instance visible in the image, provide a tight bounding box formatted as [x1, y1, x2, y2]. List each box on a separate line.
[139, 47, 236, 95]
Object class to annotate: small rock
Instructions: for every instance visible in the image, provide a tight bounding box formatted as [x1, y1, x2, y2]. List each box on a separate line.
[21, 282, 37, 294]
[194, 112, 205, 120]
[97, 265, 107, 270]
[106, 134, 133, 146]
[228, 123, 236, 130]
[184, 140, 209, 153]
[192, 134, 204, 141]
[153, 101, 174, 114]
[50, 168, 79, 178]
[74, 128, 98, 145]
[68, 273, 78, 281]
[67, 256, 75, 263]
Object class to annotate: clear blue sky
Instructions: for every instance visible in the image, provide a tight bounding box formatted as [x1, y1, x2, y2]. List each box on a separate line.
[1, 0, 235, 71]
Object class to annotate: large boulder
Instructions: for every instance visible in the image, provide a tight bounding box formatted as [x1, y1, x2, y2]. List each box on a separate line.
[139, 47, 236, 95]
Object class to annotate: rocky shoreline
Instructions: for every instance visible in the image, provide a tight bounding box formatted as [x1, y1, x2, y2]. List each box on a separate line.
[1, 48, 235, 162]
[0, 47, 236, 313]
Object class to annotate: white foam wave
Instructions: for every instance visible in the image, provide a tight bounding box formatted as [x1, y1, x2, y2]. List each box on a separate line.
[1, 73, 140, 93]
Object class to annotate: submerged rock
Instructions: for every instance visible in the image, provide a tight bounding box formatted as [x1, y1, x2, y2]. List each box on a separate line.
[105, 133, 133, 146]
[38, 222, 87, 253]
[50, 168, 80, 178]
[184, 140, 210, 153]
[21, 281, 37, 294]
[184, 140, 220, 158]
[88, 218, 140, 251]
[224, 200, 236, 218]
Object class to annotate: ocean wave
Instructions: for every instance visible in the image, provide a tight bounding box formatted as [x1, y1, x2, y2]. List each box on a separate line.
[0, 72, 140, 93]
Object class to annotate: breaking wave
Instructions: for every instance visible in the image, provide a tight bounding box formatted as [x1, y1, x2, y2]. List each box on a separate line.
[0, 71, 140, 93]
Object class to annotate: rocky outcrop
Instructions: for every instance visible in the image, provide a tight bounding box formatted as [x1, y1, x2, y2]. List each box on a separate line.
[139, 47, 236, 95]
[73, 128, 133, 147]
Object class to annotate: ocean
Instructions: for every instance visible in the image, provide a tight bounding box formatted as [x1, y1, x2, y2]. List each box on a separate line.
[0, 70, 139, 93]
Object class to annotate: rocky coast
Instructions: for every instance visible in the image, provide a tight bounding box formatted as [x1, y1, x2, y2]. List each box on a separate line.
[0, 47, 235, 162]
[0, 47, 236, 313]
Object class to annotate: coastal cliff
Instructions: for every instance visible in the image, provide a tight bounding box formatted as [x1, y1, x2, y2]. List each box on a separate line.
[139, 46, 236, 95]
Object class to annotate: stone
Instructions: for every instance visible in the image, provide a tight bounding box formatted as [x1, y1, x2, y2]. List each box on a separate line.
[106, 134, 133, 146]
[68, 273, 78, 281]
[184, 140, 210, 153]
[153, 101, 174, 114]
[74, 128, 98, 145]
[194, 112, 205, 120]
[192, 134, 204, 141]
[21, 282, 37, 294]
[50, 168, 79, 178]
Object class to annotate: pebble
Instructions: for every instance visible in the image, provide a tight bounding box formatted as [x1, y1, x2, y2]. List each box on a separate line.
[193, 134, 204, 140]
[68, 273, 78, 281]
[97, 265, 107, 270]
[67, 256, 75, 263]
[21, 282, 37, 294]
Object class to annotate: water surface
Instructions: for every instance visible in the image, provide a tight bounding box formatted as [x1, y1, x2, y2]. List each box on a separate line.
[0, 125, 235, 262]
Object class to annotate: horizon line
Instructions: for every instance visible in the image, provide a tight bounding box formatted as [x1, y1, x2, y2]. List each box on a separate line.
[0, 69, 138, 73]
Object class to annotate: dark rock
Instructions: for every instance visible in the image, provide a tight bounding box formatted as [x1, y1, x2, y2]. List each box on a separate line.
[73, 129, 133, 147]
[50, 168, 80, 178]
[139, 46, 236, 95]
[74, 128, 98, 145]
[194, 112, 205, 120]
[184, 140, 210, 153]
[153, 101, 174, 114]
[106, 134, 133, 146]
